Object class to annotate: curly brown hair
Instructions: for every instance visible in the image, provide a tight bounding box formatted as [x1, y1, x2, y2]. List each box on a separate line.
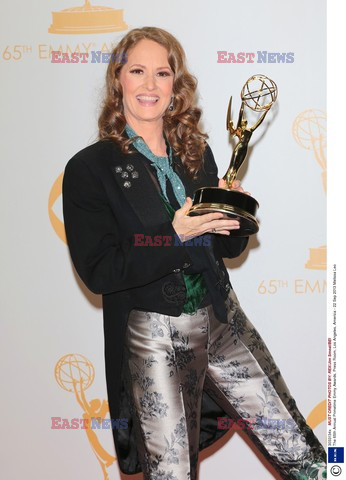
[98, 26, 208, 177]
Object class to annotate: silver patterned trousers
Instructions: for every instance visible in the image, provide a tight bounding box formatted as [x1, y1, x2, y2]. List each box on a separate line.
[123, 289, 327, 480]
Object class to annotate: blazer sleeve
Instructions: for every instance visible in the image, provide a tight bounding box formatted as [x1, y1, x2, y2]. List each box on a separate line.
[204, 144, 249, 259]
[62, 154, 193, 295]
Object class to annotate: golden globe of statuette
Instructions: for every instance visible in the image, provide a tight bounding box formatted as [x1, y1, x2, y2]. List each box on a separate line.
[188, 74, 278, 236]
[241, 75, 278, 112]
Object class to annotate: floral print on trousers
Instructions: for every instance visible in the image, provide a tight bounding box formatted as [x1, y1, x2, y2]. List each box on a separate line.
[123, 288, 327, 480]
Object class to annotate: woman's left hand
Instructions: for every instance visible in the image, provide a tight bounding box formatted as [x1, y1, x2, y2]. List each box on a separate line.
[218, 178, 251, 196]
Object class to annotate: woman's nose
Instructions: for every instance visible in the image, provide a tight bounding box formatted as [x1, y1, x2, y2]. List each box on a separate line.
[143, 73, 157, 89]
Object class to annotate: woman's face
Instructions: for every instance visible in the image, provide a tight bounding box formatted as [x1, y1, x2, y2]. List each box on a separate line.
[119, 39, 174, 128]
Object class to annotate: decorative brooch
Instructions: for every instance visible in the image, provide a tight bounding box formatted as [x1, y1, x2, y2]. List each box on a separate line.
[113, 164, 139, 188]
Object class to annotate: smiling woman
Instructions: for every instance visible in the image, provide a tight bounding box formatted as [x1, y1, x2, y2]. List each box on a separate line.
[98, 27, 209, 178]
[118, 39, 174, 154]
[62, 26, 327, 480]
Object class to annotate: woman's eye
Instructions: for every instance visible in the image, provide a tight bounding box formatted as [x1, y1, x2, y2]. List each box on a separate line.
[157, 71, 171, 77]
[130, 69, 143, 74]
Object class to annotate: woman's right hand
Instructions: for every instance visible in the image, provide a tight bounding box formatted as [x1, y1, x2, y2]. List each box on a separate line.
[172, 196, 240, 242]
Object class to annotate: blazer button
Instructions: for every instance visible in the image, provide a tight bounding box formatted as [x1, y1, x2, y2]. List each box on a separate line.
[173, 268, 181, 273]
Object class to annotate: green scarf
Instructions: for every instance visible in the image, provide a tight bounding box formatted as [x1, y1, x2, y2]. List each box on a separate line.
[159, 193, 208, 314]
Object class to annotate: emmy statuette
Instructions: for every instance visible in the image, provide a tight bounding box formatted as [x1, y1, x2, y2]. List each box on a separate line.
[187, 74, 278, 236]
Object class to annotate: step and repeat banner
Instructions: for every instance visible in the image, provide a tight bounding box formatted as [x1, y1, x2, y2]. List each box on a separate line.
[1, 1, 326, 479]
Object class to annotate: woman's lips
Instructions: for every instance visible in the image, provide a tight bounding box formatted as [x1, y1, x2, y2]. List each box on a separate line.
[136, 95, 160, 106]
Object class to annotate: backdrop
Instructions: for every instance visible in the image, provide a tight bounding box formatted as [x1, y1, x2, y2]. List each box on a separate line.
[1, 1, 326, 478]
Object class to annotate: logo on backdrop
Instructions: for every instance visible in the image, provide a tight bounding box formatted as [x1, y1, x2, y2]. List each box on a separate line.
[48, 0, 128, 34]
[55, 353, 116, 477]
[48, 172, 66, 244]
[292, 109, 326, 270]
[1, 1, 128, 61]
[307, 399, 326, 431]
[257, 109, 326, 296]
[217, 51, 295, 64]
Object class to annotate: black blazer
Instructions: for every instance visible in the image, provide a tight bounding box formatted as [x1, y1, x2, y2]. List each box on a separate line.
[62, 137, 248, 475]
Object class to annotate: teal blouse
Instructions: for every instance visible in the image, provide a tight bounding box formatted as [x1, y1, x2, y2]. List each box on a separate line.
[159, 193, 208, 314]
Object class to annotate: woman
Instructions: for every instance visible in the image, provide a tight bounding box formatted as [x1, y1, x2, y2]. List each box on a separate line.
[62, 27, 326, 480]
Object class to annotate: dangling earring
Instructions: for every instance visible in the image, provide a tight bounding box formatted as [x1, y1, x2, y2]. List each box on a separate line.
[168, 96, 174, 111]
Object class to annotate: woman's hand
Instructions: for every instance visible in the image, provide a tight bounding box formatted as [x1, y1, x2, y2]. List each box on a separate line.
[172, 178, 251, 242]
[172, 200, 239, 241]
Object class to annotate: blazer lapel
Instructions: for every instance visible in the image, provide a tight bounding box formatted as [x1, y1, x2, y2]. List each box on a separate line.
[110, 149, 172, 228]
[108, 142, 216, 232]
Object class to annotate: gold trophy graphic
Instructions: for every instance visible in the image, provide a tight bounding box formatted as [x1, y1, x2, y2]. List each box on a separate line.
[48, 0, 128, 34]
[188, 74, 278, 236]
[55, 354, 115, 480]
[292, 109, 326, 269]
[48, 172, 66, 244]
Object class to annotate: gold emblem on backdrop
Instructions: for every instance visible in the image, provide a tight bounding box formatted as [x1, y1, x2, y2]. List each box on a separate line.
[48, 0, 128, 34]
[306, 399, 326, 431]
[307, 399, 326, 446]
[48, 172, 66, 244]
[55, 354, 116, 479]
[292, 109, 326, 270]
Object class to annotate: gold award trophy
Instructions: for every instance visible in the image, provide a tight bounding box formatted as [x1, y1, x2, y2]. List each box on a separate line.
[188, 74, 278, 236]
